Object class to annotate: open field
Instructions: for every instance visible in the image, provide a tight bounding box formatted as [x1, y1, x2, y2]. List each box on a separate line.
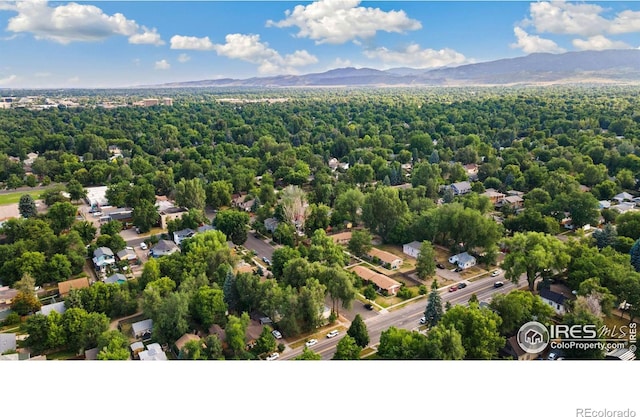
[0, 189, 43, 206]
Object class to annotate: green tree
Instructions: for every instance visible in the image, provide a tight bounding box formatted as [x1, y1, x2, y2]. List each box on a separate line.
[214, 209, 250, 245]
[10, 290, 41, 315]
[425, 324, 466, 360]
[96, 330, 130, 360]
[332, 189, 365, 224]
[72, 221, 97, 244]
[440, 304, 505, 359]
[489, 290, 555, 335]
[593, 223, 617, 249]
[254, 325, 277, 355]
[225, 312, 250, 358]
[223, 269, 239, 313]
[501, 232, 570, 291]
[66, 179, 86, 202]
[47, 253, 72, 283]
[416, 240, 436, 279]
[305, 203, 331, 237]
[615, 211, 640, 241]
[362, 187, 408, 242]
[179, 339, 206, 360]
[206, 181, 233, 209]
[48, 201, 77, 234]
[322, 266, 356, 316]
[152, 291, 191, 344]
[630, 238, 640, 272]
[18, 194, 37, 218]
[363, 284, 377, 301]
[271, 246, 301, 279]
[174, 178, 206, 211]
[295, 347, 322, 360]
[378, 327, 428, 359]
[562, 296, 605, 359]
[132, 199, 159, 233]
[347, 229, 372, 258]
[347, 314, 369, 348]
[191, 286, 227, 329]
[333, 334, 361, 360]
[424, 280, 443, 327]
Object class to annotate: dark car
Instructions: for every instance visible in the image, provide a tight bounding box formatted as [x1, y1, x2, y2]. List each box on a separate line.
[364, 303, 374, 311]
[457, 282, 467, 289]
[493, 281, 504, 288]
[436, 263, 445, 269]
[454, 267, 463, 272]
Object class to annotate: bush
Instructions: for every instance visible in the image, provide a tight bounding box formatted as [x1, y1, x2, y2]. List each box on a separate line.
[277, 343, 285, 353]
[3, 312, 21, 326]
[397, 286, 412, 300]
[418, 285, 428, 295]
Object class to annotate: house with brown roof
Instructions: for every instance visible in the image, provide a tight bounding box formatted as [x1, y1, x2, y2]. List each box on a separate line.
[481, 188, 506, 205]
[58, 277, 90, 297]
[174, 333, 201, 357]
[368, 247, 403, 270]
[330, 231, 352, 245]
[351, 265, 402, 296]
[503, 336, 540, 360]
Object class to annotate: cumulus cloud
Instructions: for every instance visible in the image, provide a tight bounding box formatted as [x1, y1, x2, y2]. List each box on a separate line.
[572, 35, 630, 51]
[0, 74, 17, 85]
[5, 0, 162, 44]
[171, 32, 318, 74]
[363, 44, 467, 68]
[609, 10, 640, 34]
[155, 59, 170, 70]
[267, 0, 421, 44]
[170, 35, 215, 50]
[510, 26, 566, 54]
[178, 53, 190, 63]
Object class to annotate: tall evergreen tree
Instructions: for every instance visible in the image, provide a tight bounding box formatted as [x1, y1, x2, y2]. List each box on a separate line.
[19, 194, 37, 218]
[630, 238, 640, 272]
[347, 314, 369, 348]
[424, 280, 443, 327]
[223, 269, 239, 312]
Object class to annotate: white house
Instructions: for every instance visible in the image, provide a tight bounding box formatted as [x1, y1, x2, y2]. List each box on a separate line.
[448, 252, 476, 269]
[538, 288, 569, 315]
[403, 241, 422, 259]
[174, 228, 197, 246]
[450, 181, 472, 195]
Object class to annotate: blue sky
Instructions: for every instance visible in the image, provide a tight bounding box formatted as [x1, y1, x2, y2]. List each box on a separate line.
[1, 1, 640, 88]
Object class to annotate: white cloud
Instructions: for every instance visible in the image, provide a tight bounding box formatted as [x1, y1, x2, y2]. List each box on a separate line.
[609, 10, 640, 34]
[511, 26, 566, 54]
[67, 76, 79, 83]
[128, 27, 164, 46]
[5, 0, 162, 44]
[363, 44, 467, 68]
[155, 59, 170, 70]
[214, 33, 317, 74]
[267, 0, 421, 44]
[0, 74, 17, 85]
[178, 53, 191, 63]
[170, 35, 215, 50]
[572, 35, 630, 51]
[332, 57, 353, 68]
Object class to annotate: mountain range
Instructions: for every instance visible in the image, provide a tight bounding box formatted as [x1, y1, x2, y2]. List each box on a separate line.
[151, 49, 640, 88]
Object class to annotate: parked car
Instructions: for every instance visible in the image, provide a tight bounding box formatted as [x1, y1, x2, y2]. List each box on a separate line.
[493, 281, 504, 288]
[448, 286, 458, 292]
[436, 263, 445, 269]
[140, 242, 148, 250]
[364, 303, 374, 310]
[262, 257, 271, 265]
[419, 317, 427, 325]
[548, 352, 558, 360]
[454, 267, 463, 272]
[305, 339, 318, 348]
[266, 352, 279, 361]
[457, 282, 467, 289]
[326, 330, 339, 338]
[491, 270, 501, 277]
[271, 330, 282, 339]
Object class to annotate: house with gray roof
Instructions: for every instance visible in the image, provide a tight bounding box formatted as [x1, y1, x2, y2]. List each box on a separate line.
[150, 239, 179, 258]
[39, 301, 67, 316]
[139, 343, 167, 361]
[450, 181, 472, 195]
[197, 224, 215, 233]
[403, 241, 422, 258]
[104, 273, 127, 285]
[116, 248, 138, 264]
[448, 252, 476, 269]
[174, 228, 197, 246]
[93, 247, 115, 270]
[131, 318, 153, 339]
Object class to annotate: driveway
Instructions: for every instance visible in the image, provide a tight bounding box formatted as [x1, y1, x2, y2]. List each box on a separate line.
[243, 231, 277, 262]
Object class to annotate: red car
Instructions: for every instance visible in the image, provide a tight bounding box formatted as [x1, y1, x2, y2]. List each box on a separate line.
[448, 286, 458, 292]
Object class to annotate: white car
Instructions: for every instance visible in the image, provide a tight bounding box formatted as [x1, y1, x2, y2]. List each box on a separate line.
[305, 339, 318, 348]
[419, 317, 427, 325]
[266, 352, 279, 361]
[140, 242, 148, 250]
[272, 330, 282, 339]
[491, 270, 501, 277]
[326, 330, 339, 338]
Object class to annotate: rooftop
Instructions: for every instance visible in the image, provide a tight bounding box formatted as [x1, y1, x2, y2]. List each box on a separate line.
[351, 265, 401, 291]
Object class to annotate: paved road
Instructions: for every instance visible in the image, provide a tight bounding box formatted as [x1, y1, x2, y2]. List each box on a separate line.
[278, 271, 527, 360]
[243, 231, 277, 263]
[0, 183, 61, 195]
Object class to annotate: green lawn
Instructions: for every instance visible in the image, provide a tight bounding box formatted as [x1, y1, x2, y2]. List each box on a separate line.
[0, 190, 43, 206]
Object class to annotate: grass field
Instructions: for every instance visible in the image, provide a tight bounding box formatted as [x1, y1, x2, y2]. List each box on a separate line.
[0, 189, 43, 206]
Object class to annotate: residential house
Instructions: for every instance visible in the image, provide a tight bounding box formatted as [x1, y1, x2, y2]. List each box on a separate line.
[39, 301, 67, 316]
[539, 287, 571, 315]
[450, 181, 472, 195]
[197, 224, 215, 233]
[330, 231, 352, 245]
[150, 239, 180, 257]
[402, 241, 422, 259]
[130, 341, 145, 359]
[107, 209, 133, 223]
[351, 265, 402, 296]
[448, 252, 476, 270]
[605, 348, 636, 361]
[481, 188, 506, 205]
[264, 217, 279, 233]
[93, 247, 115, 271]
[116, 248, 138, 265]
[208, 324, 227, 347]
[58, 277, 89, 298]
[159, 206, 188, 229]
[613, 192, 634, 203]
[499, 195, 524, 209]
[328, 158, 339, 171]
[0, 333, 17, 355]
[502, 336, 539, 360]
[463, 163, 479, 180]
[368, 247, 403, 270]
[599, 200, 611, 209]
[84, 347, 100, 360]
[104, 273, 127, 285]
[131, 319, 153, 339]
[174, 333, 201, 357]
[245, 320, 264, 350]
[338, 162, 350, 170]
[612, 202, 637, 214]
[234, 261, 254, 275]
[108, 145, 122, 156]
[139, 343, 167, 361]
[174, 228, 197, 246]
